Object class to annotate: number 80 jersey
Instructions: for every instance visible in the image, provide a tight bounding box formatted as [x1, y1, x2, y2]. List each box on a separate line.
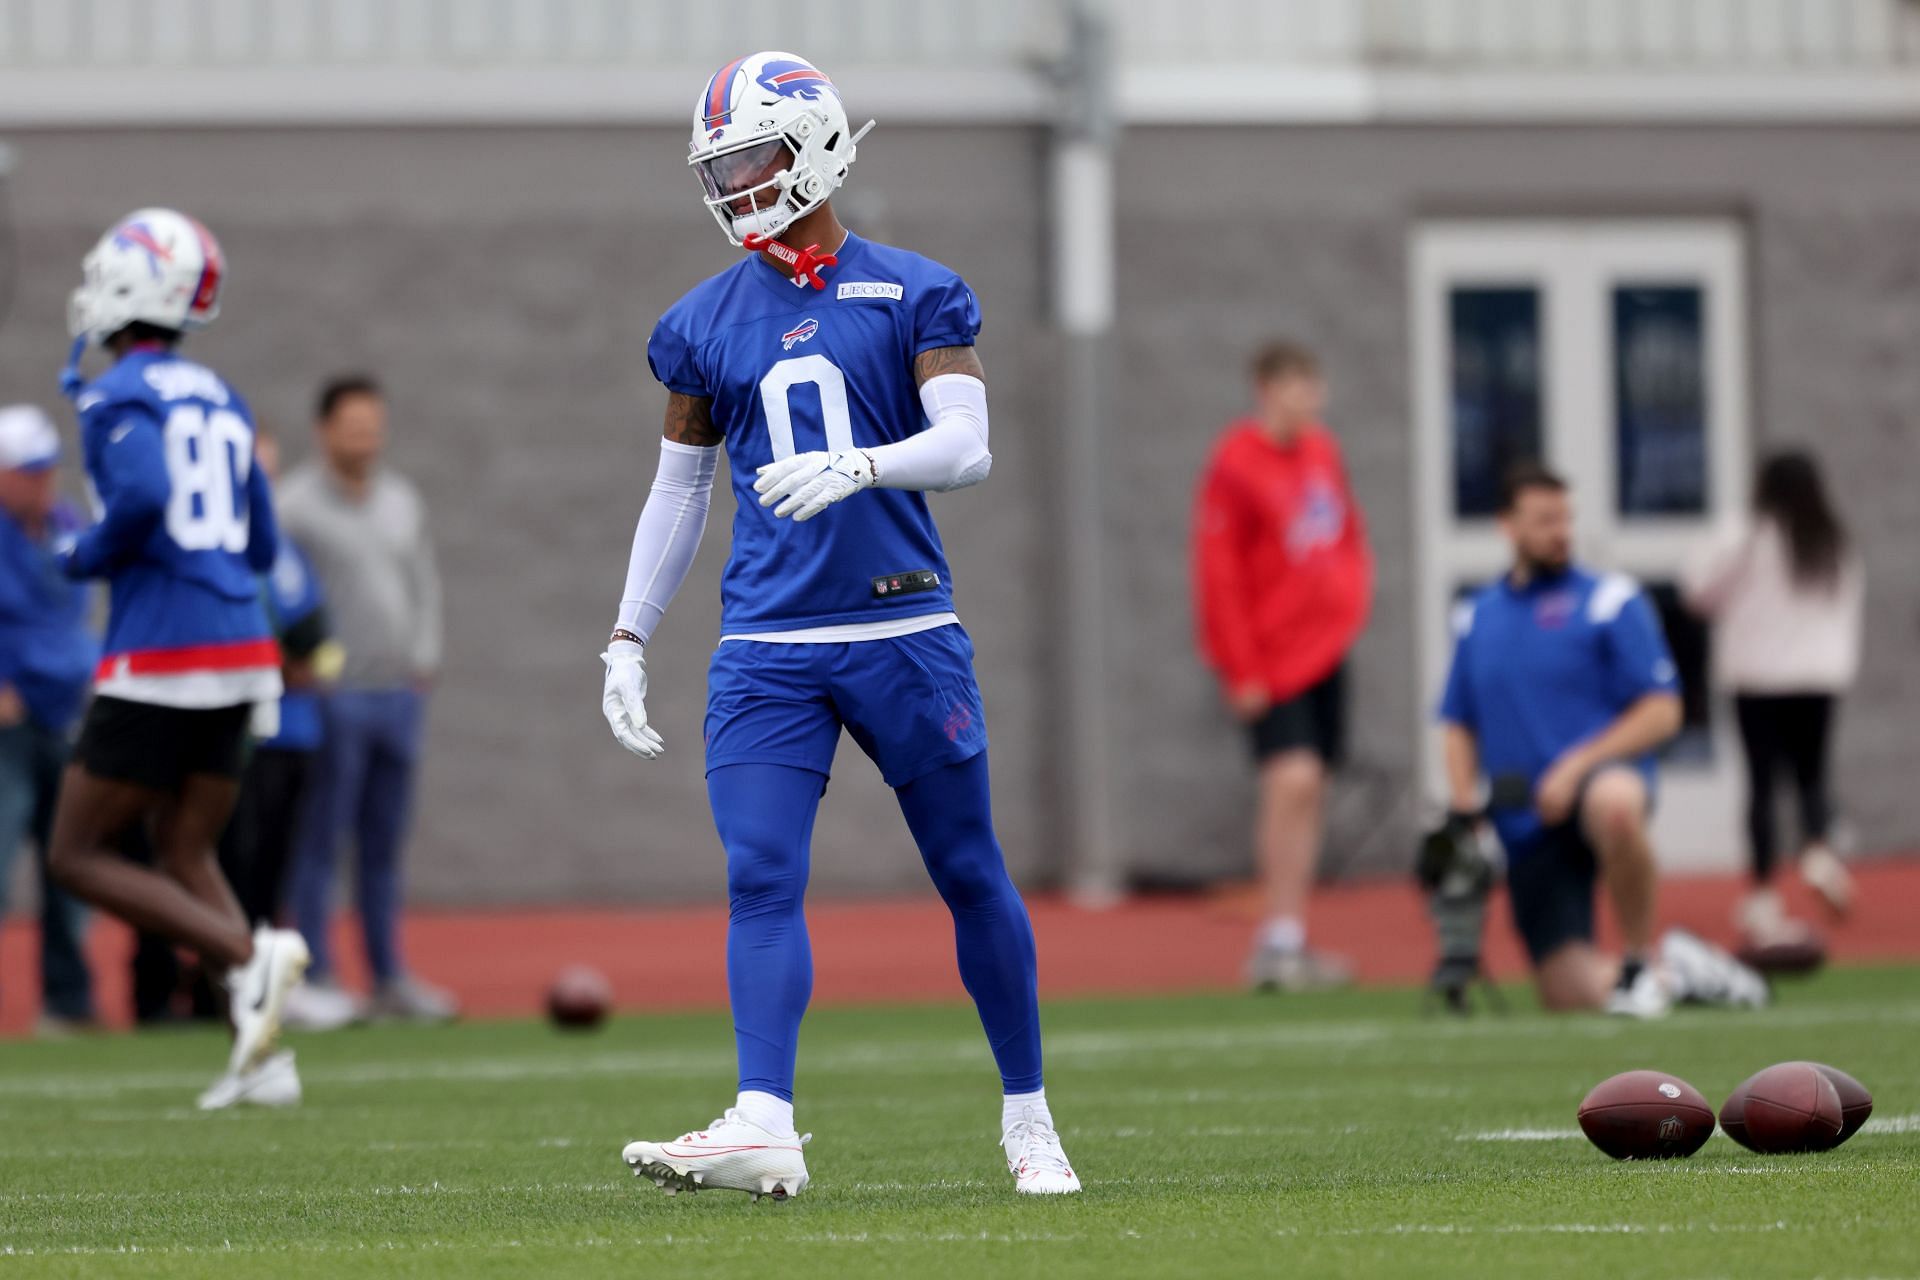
[646, 233, 980, 636]
[70, 347, 280, 706]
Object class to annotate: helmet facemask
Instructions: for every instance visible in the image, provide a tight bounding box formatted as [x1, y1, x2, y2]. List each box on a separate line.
[695, 135, 808, 245]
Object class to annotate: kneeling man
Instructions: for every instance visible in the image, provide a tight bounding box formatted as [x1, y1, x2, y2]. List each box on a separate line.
[1438, 464, 1764, 1015]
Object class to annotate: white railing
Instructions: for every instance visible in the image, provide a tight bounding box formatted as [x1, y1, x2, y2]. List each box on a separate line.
[0, 0, 1047, 67]
[1, 0, 1916, 124]
[1110, 0, 1920, 67]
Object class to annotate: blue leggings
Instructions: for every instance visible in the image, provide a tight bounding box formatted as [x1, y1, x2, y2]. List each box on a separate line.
[710, 752, 1042, 1102]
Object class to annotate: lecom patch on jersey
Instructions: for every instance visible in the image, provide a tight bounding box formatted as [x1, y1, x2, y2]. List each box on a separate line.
[837, 281, 905, 301]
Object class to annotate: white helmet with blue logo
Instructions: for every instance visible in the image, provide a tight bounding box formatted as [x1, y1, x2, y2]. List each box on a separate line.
[688, 51, 875, 247]
[68, 207, 226, 346]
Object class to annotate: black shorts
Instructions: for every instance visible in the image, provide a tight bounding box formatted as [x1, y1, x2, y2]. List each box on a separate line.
[1505, 823, 1599, 965]
[1247, 665, 1346, 765]
[73, 696, 253, 793]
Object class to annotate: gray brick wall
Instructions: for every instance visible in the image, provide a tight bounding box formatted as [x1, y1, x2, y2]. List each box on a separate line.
[3, 121, 1915, 906]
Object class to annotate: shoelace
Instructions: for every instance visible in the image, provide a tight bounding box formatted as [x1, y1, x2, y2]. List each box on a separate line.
[1003, 1116, 1073, 1179]
[677, 1110, 812, 1147]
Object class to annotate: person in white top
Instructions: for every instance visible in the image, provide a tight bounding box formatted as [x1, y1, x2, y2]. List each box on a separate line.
[1683, 450, 1863, 944]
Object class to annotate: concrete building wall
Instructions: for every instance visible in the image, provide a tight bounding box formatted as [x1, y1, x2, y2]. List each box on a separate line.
[2, 120, 1914, 904]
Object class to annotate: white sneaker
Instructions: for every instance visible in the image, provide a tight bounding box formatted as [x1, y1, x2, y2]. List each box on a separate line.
[226, 926, 310, 1075]
[282, 979, 363, 1032]
[1661, 928, 1770, 1008]
[1246, 946, 1353, 993]
[622, 1110, 811, 1201]
[1002, 1105, 1081, 1195]
[1735, 888, 1816, 949]
[1799, 845, 1853, 917]
[197, 1050, 302, 1111]
[1603, 962, 1671, 1019]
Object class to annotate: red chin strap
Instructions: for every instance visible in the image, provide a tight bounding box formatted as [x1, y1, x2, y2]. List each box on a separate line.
[743, 232, 836, 291]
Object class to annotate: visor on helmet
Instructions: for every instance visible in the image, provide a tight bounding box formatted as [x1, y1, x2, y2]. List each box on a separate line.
[696, 138, 792, 207]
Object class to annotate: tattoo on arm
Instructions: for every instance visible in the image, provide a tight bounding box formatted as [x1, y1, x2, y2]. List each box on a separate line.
[663, 392, 722, 447]
[913, 345, 985, 387]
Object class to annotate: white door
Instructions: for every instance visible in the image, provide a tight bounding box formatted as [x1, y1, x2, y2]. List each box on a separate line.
[1411, 219, 1750, 871]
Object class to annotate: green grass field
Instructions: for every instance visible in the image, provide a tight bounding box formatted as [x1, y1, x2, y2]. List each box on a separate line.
[1, 967, 1916, 1279]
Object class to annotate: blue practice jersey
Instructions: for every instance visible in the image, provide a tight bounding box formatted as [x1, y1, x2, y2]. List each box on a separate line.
[647, 233, 980, 634]
[1439, 566, 1679, 852]
[69, 346, 280, 696]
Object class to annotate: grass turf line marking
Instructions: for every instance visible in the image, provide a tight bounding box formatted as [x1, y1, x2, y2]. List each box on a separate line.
[5, 999, 1918, 1104]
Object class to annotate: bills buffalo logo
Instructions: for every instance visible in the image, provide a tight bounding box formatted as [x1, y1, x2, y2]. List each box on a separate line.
[1285, 479, 1347, 561]
[1533, 590, 1577, 630]
[781, 317, 819, 350]
[113, 222, 174, 279]
[756, 59, 838, 102]
[944, 703, 974, 743]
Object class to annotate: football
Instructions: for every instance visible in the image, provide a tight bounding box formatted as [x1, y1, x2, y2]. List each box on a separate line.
[1728, 1062, 1844, 1153]
[1735, 936, 1827, 977]
[1577, 1070, 1715, 1160]
[1722, 1062, 1871, 1152]
[546, 965, 613, 1031]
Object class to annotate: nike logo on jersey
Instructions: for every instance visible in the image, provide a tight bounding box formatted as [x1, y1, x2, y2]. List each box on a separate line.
[108, 422, 136, 445]
[836, 281, 904, 302]
[781, 318, 820, 350]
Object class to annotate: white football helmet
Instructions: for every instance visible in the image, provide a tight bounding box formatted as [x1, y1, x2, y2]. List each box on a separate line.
[687, 51, 874, 246]
[68, 208, 225, 346]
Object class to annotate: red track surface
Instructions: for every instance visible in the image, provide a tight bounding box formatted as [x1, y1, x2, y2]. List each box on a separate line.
[3, 859, 1916, 1035]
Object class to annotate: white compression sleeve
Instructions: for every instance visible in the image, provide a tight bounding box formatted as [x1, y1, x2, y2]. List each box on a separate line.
[614, 439, 719, 643]
[864, 373, 991, 492]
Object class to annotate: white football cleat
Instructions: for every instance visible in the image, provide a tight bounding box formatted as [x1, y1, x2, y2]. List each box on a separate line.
[1661, 928, 1770, 1009]
[197, 1050, 302, 1111]
[622, 1110, 810, 1201]
[226, 926, 310, 1076]
[1003, 1106, 1081, 1195]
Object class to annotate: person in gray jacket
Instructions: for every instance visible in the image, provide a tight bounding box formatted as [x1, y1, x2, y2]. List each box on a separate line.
[277, 375, 455, 1025]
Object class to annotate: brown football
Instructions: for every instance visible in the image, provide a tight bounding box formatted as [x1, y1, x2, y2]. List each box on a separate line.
[1724, 1062, 1872, 1152]
[1737, 1062, 1844, 1153]
[546, 964, 613, 1031]
[1577, 1070, 1715, 1160]
[1734, 936, 1827, 977]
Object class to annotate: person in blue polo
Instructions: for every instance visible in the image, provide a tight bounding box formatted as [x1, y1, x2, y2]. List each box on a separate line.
[1437, 462, 1766, 1017]
[0, 404, 100, 1032]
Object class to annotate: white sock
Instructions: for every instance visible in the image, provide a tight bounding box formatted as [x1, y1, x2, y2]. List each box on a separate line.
[1262, 916, 1305, 953]
[1002, 1088, 1051, 1135]
[735, 1090, 796, 1138]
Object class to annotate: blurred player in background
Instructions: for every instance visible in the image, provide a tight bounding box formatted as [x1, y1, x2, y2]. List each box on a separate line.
[47, 209, 309, 1106]
[0, 404, 100, 1034]
[1194, 341, 1373, 991]
[280, 376, 454, 1026]
[1684, 449, 1863, 946]
[1438, 463, 1766, 1016]
[602, 51, 1076, 1199]
[218, 424, 346, 1023]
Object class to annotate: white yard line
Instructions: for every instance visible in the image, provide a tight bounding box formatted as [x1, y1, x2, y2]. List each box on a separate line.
[0, 1000, 1914, 1103]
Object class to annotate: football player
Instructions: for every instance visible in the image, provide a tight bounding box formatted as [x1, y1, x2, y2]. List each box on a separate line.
[604, 52, 1078, 1198]
[49, 209, 310, 1108]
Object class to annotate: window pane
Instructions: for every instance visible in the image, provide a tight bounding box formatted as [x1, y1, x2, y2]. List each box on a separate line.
[1449, 287, 1543, 519]
[1614, 284, 1708, 516]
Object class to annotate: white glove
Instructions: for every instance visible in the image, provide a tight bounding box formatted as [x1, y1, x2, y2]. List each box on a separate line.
[754, 449, 875, 522]
[601, 639, 665, 759]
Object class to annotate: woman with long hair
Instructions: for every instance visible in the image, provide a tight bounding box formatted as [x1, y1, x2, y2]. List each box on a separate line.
[1684, 450, 1864, 945]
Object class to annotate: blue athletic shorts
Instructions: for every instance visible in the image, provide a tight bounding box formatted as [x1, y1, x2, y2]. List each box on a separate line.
[704, 623, 989, 787]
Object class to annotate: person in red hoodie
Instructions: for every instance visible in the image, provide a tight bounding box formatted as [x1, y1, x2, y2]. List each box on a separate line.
[1193, 341, 1374, 991]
